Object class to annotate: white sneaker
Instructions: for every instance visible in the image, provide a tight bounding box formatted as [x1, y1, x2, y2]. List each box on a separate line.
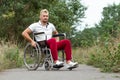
[55, 60, 64, 65]
[66, 61, 78, 69]
[53, 60, 64, 68]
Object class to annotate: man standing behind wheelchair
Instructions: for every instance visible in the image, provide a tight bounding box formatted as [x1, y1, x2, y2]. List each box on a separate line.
[22, 9, 78, 69]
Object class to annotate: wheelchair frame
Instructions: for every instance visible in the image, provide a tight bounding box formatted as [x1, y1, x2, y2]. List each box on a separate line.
[23, 32, 66, 71]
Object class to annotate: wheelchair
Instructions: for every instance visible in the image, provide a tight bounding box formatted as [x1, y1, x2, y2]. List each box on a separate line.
[23, 32, 66, 71]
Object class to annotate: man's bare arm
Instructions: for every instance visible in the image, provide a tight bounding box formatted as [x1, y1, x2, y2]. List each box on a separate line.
[22, 28, 36, 47]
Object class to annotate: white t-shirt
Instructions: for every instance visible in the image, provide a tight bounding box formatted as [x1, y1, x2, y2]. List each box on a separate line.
[29, 21, 56, 41]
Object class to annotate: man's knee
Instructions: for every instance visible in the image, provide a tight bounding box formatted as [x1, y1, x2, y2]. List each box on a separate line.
[64, 39, 71, 44]
[48, 38, 57, 44]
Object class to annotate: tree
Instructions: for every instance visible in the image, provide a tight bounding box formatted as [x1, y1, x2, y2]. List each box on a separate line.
[71, 27, 99, 47]
[99, 3, 120, 38]
[0, 0, 86, 43]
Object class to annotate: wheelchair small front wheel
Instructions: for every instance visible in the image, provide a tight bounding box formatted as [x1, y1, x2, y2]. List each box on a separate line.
[44, 60, 52, 71]
[24, 43, 41, 70]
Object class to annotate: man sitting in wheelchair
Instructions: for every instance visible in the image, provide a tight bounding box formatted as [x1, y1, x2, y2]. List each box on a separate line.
[22, 9, 78, 69]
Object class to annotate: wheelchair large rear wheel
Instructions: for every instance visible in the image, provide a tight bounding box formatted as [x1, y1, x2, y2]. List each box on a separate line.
[24, 43, 41, 70]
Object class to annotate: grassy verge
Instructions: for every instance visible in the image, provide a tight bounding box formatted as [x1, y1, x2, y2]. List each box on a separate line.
[0, 41, 23, 71]
[0, 40, 119, 73]
[87, 46, 120, 72]
[72, 44, 120, 73]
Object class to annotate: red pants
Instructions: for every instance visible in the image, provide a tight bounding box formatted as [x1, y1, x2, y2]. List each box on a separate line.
[46, 38, 72, 61]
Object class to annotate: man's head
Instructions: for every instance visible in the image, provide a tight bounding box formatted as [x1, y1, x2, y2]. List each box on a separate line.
[40, 9, 49, 23]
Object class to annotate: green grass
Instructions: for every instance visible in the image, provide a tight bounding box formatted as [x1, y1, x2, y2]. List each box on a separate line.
[0, 41, 24, 71]
[72, 43, 120, 73]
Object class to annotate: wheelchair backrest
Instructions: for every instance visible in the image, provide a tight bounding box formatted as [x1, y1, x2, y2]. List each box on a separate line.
[33, 32, 47, 48]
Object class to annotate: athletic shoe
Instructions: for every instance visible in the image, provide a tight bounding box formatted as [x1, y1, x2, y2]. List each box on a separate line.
[66, 61, 78, 69]
[53, 60, 64, 68]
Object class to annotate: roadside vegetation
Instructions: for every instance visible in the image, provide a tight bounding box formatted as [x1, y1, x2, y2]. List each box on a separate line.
[0, 41, 23, 71]
[0, 0, 120, 73]
[73, 37, 120, 72]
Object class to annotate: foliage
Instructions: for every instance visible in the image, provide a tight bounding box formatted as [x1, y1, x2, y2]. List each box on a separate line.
[87, 42, 120, 72]
[0, 42, 23, 71]
[3, 48, 23, 68]
[0, 0, 120, 73]
[99, 3, 120, 38]
[71, 27, 99, 47]
[0, 0, 86, 43]
[78, 4, 120, 72]
[72, 3, 120, 72]
[72, 3, 120, 47]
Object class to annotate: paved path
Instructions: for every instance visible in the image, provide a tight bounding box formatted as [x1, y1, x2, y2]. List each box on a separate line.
[0, 64, 120, 80]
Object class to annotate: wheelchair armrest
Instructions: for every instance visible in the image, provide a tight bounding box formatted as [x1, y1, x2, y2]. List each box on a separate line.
[52, 33, 66, 38]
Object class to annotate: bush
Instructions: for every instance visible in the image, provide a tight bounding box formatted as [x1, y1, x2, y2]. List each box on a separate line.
[0, 42, 23, 71]
[3, 48, 23, 69]
[87, 43, 120, 72]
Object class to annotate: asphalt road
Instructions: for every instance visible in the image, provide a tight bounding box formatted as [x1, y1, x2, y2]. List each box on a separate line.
[0, 64, 120, 80]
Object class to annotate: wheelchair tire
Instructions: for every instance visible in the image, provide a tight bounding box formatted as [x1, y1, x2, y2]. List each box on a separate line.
[24, 43, 41, 70]
[44, 60, 52, 71]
